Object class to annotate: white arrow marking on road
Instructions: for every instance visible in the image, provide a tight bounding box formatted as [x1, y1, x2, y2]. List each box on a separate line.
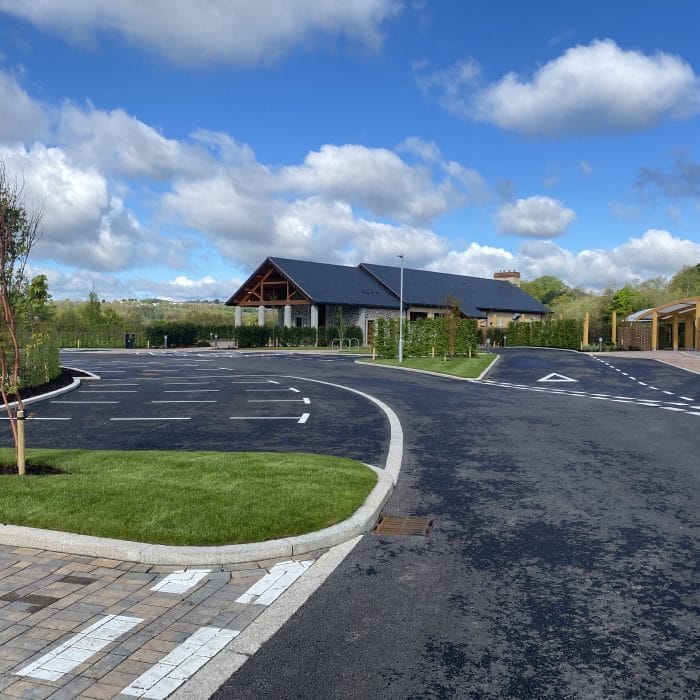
[537, 373, 578, 383]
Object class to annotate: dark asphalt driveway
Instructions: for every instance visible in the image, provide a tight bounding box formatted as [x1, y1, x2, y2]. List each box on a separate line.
[210, 349, 699, 699]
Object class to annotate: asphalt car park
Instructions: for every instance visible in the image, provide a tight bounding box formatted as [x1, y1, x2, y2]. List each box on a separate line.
[7, 351, 388, 465]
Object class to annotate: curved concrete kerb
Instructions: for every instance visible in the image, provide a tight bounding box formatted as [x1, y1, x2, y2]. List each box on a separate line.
[0, 374, 403, 565]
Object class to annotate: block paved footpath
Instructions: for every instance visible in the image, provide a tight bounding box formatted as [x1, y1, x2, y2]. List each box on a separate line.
[0, 544, 325, 699]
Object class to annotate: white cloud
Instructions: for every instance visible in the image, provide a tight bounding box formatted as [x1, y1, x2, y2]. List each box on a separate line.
[278, 143, 467, 223]
[0, 143, 164, 271]
[57, 105, 212, 180]
[0, 71, 48, 143]
[580, 160, 593, 176]
[495, 196, 575, 238]
[0, 0, 400, 67]
[397, 136, 442, 162]
[430, 229, 700, 291]
[420, 39, 700, 136]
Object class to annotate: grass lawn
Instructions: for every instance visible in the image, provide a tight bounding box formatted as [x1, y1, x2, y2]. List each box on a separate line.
[362, 353, 496, 378]
[0, 449, 377, 546]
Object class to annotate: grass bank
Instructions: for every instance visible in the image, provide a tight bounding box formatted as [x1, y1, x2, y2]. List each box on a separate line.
[362, 354, 495, 378]
[0, 449, 377, 546]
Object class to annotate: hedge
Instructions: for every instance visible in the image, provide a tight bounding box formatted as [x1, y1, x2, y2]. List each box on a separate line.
[373, 317, 479, 359]
[505, 318, 582, 350]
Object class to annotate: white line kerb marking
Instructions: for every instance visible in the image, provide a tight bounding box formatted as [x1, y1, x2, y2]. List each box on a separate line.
[151, 569, 211, 594]
[122, 626, 239, 699]
[17, 615, 142, 681]
[236, 561, 313, 605]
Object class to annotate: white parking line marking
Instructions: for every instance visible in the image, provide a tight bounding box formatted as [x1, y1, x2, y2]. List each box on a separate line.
[79, 390, 137, 393]
[111, 417, 191, 421]
[164, 389, 219, 393]
[247, 399, 310, 403]
[122, 626, 239, 699]
[660, 406, 685, 412]
[17, 615, 142, 681]
[648, 386, 659, 390]
[289, 388, 300, 393]
[638, 381, 647, 386]
[236, 561, 313, 605]
[53, 401, 119, 404]
[151, 569, 211, 594]
[298, 412, 310, 423]
[245, 388, 298, 392]
[165, 382, 210, 386]
[231, 381, 274, 384]
[229, 416, 306, 421]
[680, 396, 693, 401]
[0, 417, 71, 421]
[151, 400, 217, 404]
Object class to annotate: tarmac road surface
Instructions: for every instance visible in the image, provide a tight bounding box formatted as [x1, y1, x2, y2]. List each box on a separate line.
[212, 349, 699, 699]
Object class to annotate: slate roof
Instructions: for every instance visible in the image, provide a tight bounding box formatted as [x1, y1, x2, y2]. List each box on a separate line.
[267, 257, 399, 308]
[227, 257, 549, 316]
[361, 263, 549, 317]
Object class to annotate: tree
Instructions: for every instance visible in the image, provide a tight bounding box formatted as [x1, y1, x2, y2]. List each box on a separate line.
[668, 263, 700, 298]
[521, 275, 571, 306]
[0, 162, 42, 474]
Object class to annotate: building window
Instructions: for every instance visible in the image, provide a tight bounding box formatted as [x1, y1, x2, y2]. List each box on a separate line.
[295, 317, 303, 328]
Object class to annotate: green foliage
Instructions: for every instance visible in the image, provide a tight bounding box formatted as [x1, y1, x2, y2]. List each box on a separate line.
[19, 332, 60, 389]
[373, 317, 479, 359]
[669, 263, 700, 298]
[521, 275, 572, 306]
[506, 318, 583, 350]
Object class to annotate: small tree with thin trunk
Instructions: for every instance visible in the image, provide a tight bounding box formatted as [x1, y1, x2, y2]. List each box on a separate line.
[0, 162, 42, 474]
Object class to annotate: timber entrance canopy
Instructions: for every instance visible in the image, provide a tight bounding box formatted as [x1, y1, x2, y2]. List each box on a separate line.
[634, 297, 700, 351]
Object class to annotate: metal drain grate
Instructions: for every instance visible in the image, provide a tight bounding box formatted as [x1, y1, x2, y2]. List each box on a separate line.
[374, 515, 433, 536]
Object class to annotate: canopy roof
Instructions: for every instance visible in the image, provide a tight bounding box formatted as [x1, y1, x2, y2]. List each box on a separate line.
[634, 297, 700, 321]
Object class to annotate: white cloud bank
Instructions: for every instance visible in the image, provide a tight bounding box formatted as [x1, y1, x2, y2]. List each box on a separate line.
[0, 0, 400, 66]
[419, 39, 700, 136]
[430, 229, 700, 290]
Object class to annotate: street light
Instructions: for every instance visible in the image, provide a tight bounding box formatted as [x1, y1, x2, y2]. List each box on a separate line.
[398, 254, 404, 362]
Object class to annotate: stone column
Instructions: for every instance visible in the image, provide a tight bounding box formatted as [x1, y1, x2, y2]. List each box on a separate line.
[284, 304, 292, 329]
[258, 305, 265, 327]
[696, 304, 700, 351]
[310, 304, 318, 328]
[234, 306, 242, 327]
[651, 310, 658, 351]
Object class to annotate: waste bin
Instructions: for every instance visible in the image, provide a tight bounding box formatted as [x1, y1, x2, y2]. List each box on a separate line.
[125, 332, 135, 349]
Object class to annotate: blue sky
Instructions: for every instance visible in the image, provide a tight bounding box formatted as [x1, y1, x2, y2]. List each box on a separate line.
[0, 0, 698, 300]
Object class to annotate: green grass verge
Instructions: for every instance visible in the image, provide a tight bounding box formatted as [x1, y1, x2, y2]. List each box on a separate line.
[362, 354, 496, 378]
[0, 449, 377, 546]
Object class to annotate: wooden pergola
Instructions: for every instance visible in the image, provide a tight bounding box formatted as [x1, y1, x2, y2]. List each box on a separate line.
[634, 297, 700, 351]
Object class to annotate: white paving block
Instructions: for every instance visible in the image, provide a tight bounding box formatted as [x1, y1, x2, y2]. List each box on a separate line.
[236, 560, 313, 606]
[122, 626, 239, 699]
[150, 569, 211, 594]
[16, 615, 142, 681]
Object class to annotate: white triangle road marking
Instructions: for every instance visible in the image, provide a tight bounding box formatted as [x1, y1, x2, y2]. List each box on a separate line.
[537, 372, 578, 383]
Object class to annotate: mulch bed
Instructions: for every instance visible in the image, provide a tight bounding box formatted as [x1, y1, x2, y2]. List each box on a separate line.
[0, 464, 65, 475]
[1, 367, 89, 475]
[6, 367, 91, 403]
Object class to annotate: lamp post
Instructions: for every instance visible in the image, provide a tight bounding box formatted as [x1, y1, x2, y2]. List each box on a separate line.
[398, 254, 404, 362]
